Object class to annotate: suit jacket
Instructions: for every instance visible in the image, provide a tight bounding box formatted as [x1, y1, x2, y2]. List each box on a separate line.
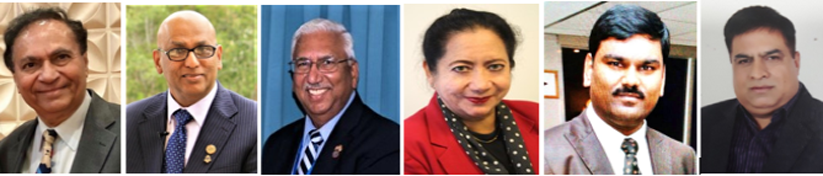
[701, 83, 823, 173]
[404, 95, 540, 174]
[0, 89, 120, 173]
[544, 110, 695, 174]
[126, 83, 257, 173]
[262, 92, 400, 174]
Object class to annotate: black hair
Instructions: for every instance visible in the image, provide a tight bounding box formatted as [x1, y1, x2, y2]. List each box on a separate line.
[724, 6, 796, 55]
[422, 8, 519, 73]
[589, 4, 670, 60]
[4, 7, 87, 73]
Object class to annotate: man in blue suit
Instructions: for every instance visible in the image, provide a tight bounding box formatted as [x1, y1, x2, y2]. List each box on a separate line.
[125, 10, 257, 173]
[261, 18, 399, 174]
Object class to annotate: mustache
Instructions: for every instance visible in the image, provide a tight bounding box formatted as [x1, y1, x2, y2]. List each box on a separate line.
[612, 85, 645, 99]
[303, 82, 332, 90]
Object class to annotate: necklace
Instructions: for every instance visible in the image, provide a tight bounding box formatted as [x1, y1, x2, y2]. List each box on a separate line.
[473, 130, 500, 143]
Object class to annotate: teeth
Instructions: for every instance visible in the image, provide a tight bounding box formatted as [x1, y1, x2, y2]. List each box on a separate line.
[309, 89, 327, 95]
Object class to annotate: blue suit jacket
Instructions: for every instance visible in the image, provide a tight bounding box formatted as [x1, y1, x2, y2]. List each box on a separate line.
[125, 83, 257, 173]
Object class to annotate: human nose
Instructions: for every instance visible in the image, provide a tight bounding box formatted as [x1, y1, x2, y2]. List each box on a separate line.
[305, 62, 322, 84]
[621, 66, 640, 87]
[38, 62, 59, 84]
[469, 69, 492, 94]
[749, 58, 770, 80]
[183, 51, 201, 68]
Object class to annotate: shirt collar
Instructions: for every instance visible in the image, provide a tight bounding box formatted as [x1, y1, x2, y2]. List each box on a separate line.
[35, 90, 92, 152]
[303, 92, 356, 142]
[586, 104, 648, 144]
[167, 82, 218, 127]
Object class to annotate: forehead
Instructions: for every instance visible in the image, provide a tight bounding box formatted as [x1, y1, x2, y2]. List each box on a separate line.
[12, 19, 77, 57]
[442, 28, 508, 60]
[293, 31, 345, 58]
[160, 17, 216, 47]
[730, 28, 790, 55]
[595, 35, 663, 62]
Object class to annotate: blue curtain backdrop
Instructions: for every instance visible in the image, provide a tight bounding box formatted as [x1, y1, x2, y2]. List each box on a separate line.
[261, 5, 400, 141]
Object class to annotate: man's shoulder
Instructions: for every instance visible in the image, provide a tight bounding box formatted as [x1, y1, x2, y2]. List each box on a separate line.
[648, 127, 695, 155]
[0, 119, 37, 147]
[126, 91, 166, 113]
[265, 118, 304, 147]
[222, 88, 257, 110]
[702, 98, 739, 113]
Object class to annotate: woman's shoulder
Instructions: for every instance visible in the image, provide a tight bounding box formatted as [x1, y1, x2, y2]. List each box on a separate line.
[501, 99, 539, 119]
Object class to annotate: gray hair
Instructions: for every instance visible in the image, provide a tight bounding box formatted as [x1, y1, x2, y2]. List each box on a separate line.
[291, 18, 355, 60]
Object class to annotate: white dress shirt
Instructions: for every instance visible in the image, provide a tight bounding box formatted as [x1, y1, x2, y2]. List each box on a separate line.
[21, 92, 92, 173]
[586, 106, 653, 175]
[165, 83, 218, 166]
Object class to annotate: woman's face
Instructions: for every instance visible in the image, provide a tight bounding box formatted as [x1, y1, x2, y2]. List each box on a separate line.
[426, 28, 512, 121]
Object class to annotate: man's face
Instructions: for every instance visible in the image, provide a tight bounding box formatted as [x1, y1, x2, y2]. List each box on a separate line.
[11, 19, 88, 118]
[730, 28, 800, 116]
[585, 34, 666, 129]
[292, 31, 358, 120]
[153, 16, 222, 106]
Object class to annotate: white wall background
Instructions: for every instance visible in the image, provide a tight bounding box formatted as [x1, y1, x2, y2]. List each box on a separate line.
[402, 4, 540, 119]
[702, 0, 823, 105]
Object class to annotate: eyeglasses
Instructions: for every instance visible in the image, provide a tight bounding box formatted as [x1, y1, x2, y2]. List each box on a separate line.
[289, 58, 353, 74]
[160, 45, 218, 61]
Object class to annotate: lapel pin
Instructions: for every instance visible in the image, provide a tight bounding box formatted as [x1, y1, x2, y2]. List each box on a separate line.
[204, 155, 212, 164]
[206, 144, 216, 155]
[332, 144, 343, 159]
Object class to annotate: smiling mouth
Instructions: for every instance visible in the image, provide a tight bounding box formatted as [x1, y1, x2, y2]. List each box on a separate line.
[308, 89, 328, 95]
[750, 86, 774, 92]
[467, 96, 491, 104]
[36, 85, 68, 94]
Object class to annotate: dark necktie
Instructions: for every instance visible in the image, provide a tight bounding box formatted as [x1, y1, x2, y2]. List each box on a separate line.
[298, 129, 323, 175]
[621, 138, 641, 175]
[37, 129, 57, 173]
[165, 109, 192, 173]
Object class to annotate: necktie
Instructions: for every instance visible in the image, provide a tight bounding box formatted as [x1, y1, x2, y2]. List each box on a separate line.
[37, 129, 57, 173]
[165, 109, 192, 173]
[621, 138, 641, 175]
[298, 129, 323, 175]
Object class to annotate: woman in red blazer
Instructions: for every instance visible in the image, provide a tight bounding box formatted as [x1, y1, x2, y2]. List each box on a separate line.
[404, 8, 539, 175]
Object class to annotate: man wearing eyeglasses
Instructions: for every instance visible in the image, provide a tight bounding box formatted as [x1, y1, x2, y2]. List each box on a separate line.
[125, 10, 257, 173]
[261, 18, 399, 174]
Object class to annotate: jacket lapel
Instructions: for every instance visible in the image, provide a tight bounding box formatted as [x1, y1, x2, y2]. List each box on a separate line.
[421, 96, 481, 174]
[185, 84, 238, 173]
[6, 121, 37, 173]
[647, 128, 668, 174]
[137, 92, 168, 172]
[71, 91, 118, 173]
[566, 112, 614, 174]
[701, 101, 736, 172]
[763, 87, 816, 172]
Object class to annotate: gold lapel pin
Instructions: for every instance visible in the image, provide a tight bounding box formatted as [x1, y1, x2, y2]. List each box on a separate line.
[205, 144, 216, 164]
[206, 144, 216, 154]
[332, 144, 343, 159]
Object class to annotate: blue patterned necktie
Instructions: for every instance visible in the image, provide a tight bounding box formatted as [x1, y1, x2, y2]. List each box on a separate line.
[297, 129, 323, 175]
[37, 129, 57, 173]
[622, 138, 641, 175]
[165, 109, 192, 173]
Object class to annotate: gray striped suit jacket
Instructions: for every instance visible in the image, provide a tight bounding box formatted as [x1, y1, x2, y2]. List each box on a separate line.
[544, 110, 695, 174]
[125, 82, 257, 173]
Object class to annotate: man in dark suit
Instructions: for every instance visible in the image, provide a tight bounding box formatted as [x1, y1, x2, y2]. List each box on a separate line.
[0, 7, 120, 173]
[701, 6, 823, 173]
[125, 11, 257, 173]
[544, 5, 695, 174]
[261, 18, 399, 174]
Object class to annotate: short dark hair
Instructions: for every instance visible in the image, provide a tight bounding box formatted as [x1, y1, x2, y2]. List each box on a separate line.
[589, 4, 670, 61]
[422, 8, 519, 73]
[3, 7, 87, 73]
[724, 6, 795, 55]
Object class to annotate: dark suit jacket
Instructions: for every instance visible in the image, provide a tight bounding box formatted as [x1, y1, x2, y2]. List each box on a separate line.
[0, 89, 120, 173]
[701, 83, 823, 173]
[126, 83, 257, 173]
[404, 95, 540, 174]
[262, 93, 400, 174]
[544, 110, 695, 174]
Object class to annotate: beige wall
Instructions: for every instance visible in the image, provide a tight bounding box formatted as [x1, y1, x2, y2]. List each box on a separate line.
[0, 3, 121, 140]
[402, 4, 540, 119]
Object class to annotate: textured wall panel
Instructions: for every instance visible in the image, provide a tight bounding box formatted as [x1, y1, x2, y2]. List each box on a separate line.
[0, 3, 121, 140]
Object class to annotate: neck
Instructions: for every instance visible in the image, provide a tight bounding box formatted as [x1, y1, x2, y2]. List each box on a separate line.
[309, 114, 333, 129]
[462, 110, 496, 134]
[40, 113, 72, 128]
[170, 91, 207, 107]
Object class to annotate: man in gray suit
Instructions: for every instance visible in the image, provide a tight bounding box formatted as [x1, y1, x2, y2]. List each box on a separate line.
[0, 7, 120, 173]
[125, 10, 257, 173]
[544, 5, 694, 174]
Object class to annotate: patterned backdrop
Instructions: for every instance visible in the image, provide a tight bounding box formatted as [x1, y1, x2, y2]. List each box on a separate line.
[0, 3, 121, 140]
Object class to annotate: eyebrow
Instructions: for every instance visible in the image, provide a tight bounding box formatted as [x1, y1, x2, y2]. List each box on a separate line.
[170, 40, 208, 48]
[603, 53, 661, 64]
[760, 49, 782, 57]
[19, 47, 73, 62]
